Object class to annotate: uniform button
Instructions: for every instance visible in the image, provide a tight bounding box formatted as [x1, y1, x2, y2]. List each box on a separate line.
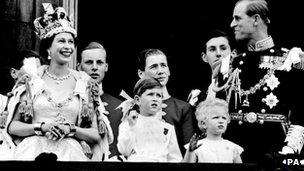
[242, 53, 246, 57]
[238, 110, 242, 114]
[263, 87, 268, 91]
[259, 120, 264, 124]
[239, 61, 244, 65]
[6, 92, 13, 97]
[270, 49, 274, 53]
[261, 109, 266, 113]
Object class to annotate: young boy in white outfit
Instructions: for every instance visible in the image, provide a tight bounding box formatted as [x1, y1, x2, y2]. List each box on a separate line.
[117, 77, 182, 162]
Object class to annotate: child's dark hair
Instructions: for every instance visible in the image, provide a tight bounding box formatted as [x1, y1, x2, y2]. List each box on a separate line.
[133, 77, 162, 96]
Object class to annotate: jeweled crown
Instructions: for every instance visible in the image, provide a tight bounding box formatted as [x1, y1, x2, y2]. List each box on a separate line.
[33, 3, 77, 40]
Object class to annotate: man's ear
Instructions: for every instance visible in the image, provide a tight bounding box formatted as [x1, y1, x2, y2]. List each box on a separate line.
[105, 63, 108, 72]
[134, 95, 141, 106]
[138, 69, 144, 79]
[201, 52, 208, 63]
[167, 66, 171, 76]
[253, 14, 261, 26]
[10, 68, 18, 80]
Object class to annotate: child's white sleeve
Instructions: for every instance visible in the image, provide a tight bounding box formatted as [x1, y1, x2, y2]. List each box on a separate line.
[167, 126, 183, 162]
[117, 121, 136, 157]
[233, 143, 244, 163]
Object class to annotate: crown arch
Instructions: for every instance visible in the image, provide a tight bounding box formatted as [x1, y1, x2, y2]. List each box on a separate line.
[33, 0, 78, 69]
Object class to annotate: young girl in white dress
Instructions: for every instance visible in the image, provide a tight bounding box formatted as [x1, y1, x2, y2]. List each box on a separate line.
[183, 98, 243, 163]
[117, 77, 182, 162]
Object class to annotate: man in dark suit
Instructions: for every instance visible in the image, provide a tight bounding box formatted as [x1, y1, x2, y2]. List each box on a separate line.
[78, 42, 122, 158]
[137, 48, 196, 155]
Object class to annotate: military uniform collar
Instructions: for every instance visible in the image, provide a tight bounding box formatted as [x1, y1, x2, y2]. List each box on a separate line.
[248, 36, 274, 52]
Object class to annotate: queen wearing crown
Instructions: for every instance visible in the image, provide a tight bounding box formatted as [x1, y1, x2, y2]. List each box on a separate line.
[4, 4, 113, 161]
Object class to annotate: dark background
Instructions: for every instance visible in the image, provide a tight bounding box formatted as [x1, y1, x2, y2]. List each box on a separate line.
[1, 0, 304, 101]
[77, 0, 304, 101]
[78, 1, 236, 100]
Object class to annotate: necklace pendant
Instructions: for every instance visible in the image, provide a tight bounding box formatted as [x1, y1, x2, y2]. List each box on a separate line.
[57, 103, 63, 108]
[242, 95, 250, 107]
[242, 99, 250, 107]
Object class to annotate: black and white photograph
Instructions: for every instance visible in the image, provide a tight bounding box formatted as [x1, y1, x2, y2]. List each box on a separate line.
[1, 0, 304, 170]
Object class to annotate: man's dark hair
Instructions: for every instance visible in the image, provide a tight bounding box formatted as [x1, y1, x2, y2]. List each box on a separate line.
[10, 49, 43, 70]
[201, 29, 233, 53]
[238, 0, 270, 25]
[78, 41, 106, 63]
[137, 48, 166, 71]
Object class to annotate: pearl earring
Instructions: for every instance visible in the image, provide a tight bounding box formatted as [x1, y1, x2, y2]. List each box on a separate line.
[47, 51, 51, 60]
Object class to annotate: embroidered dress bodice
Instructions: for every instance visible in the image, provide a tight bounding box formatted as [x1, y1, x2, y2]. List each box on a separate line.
[11, 72, 88, 161]
[33, 87, 79, 124]
[194, 138, 243, 163]
[5, 66, 114, 161]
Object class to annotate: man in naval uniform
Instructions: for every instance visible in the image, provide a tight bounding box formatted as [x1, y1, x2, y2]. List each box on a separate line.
[217, 0, 304, 164]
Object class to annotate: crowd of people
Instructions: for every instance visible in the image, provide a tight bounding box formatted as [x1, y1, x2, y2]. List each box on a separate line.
[0, 0, 304, 169]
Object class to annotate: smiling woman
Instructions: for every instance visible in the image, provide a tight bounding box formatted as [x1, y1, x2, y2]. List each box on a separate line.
[4, 5, 113, 161]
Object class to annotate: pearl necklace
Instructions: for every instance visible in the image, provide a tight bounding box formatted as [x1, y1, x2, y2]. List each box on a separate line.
[45, 69, 71, 84]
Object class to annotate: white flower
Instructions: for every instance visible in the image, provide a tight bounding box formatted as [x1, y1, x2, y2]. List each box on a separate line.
[265, 74, 280, 90]
[262, 93, 279, 109]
